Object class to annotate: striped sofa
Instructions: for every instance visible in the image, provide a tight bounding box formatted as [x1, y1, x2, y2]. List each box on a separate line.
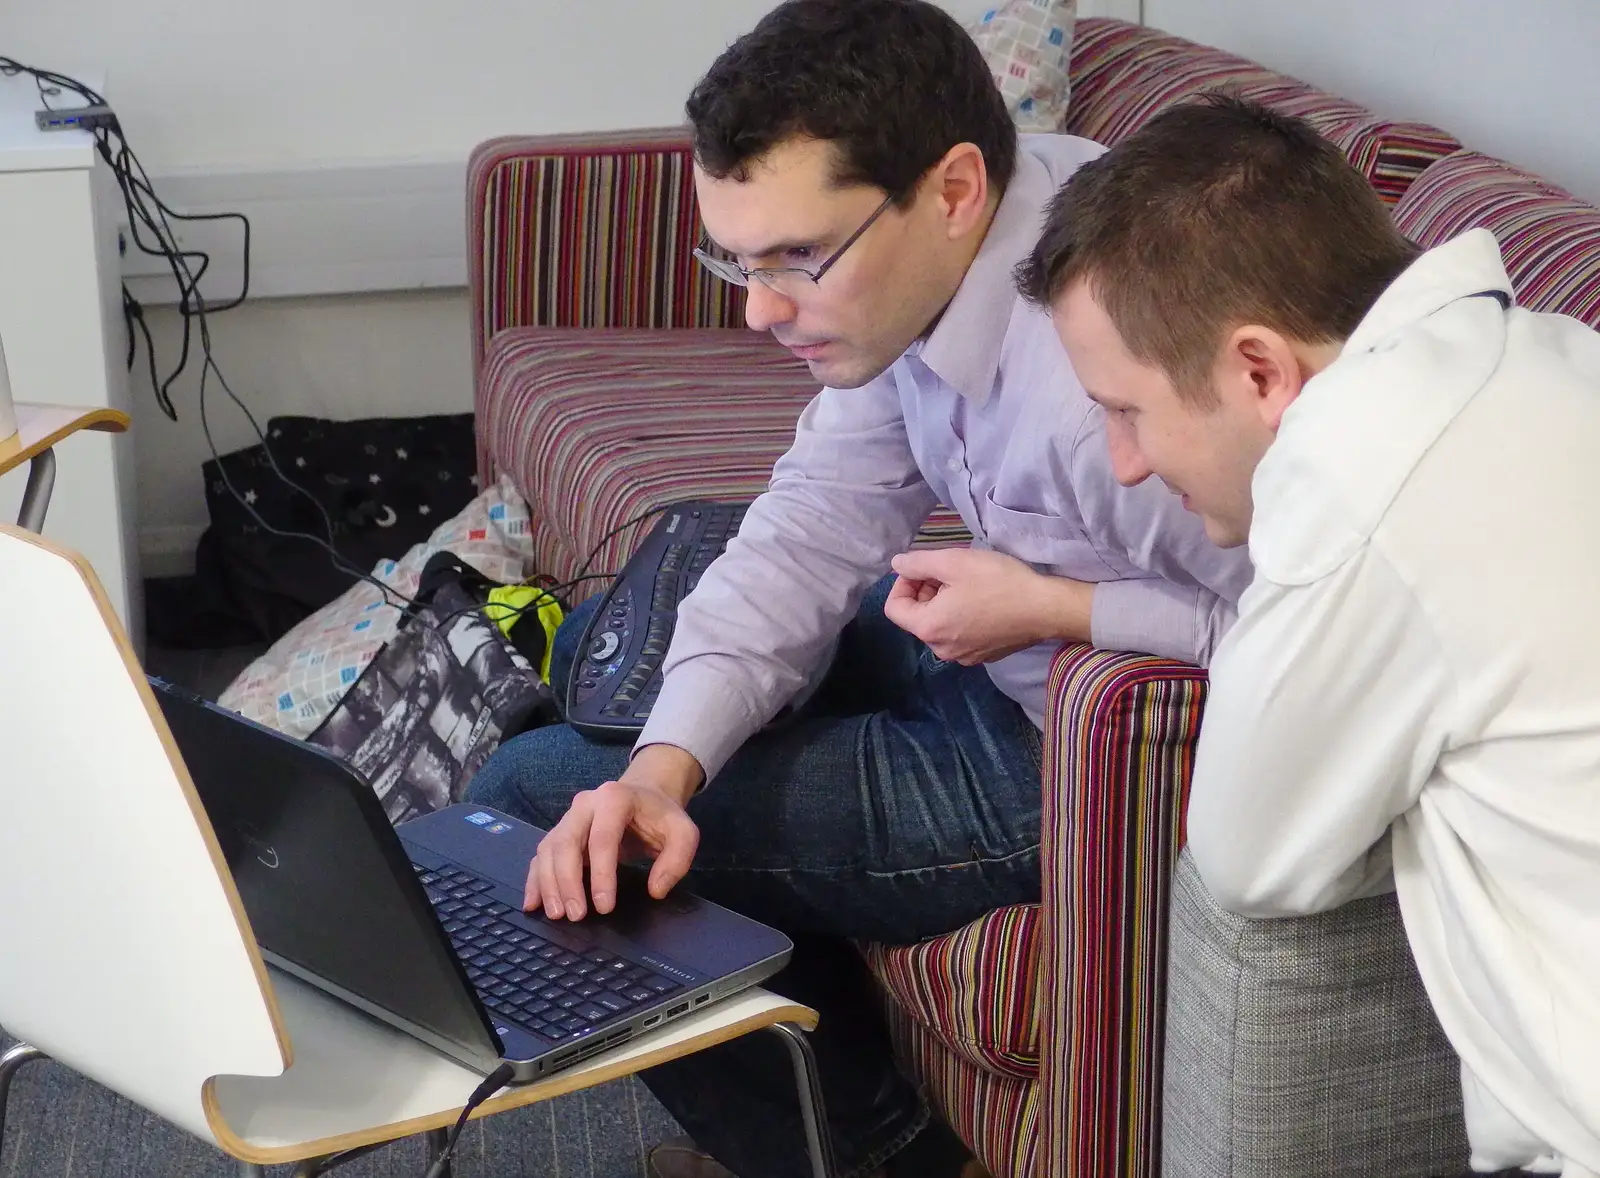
[469, 18, 1600, 1178]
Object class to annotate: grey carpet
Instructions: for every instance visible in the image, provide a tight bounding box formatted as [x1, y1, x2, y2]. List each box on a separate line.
[0, 1040, 679, 1176]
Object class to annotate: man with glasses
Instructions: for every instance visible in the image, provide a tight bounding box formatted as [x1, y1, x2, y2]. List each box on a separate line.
[467, 2, 1250, 1176]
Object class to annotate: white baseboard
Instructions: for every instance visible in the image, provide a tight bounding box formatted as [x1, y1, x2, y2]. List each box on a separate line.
[139, 524, 206, 579]
[119, 157, 468, 306]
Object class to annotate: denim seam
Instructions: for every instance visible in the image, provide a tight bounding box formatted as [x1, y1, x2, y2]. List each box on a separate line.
[842, 1094, 931, 1178]
[864, 841, 1040, 882]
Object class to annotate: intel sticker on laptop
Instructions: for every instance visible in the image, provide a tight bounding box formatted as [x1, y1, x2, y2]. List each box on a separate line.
[464, 811, 496, 826]
[486, 822, 513, 834]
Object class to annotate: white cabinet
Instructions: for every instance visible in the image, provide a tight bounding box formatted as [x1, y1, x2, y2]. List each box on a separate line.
[0, 74, 140, 640]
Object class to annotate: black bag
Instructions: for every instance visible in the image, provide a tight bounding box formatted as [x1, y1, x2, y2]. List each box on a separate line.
[149, 414, 480, 648]
[307, 552, 559, 823]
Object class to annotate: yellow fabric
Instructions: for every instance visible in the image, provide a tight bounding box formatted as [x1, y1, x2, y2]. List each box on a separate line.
[485, 586, 564, 682]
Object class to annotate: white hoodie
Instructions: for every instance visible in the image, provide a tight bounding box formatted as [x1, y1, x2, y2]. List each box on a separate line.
[1188, 228, 1600, 1175]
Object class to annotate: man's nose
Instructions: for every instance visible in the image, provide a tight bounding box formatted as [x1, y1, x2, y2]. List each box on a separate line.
[743, 280, 798, 333]
[1108, 427, 1152, 487]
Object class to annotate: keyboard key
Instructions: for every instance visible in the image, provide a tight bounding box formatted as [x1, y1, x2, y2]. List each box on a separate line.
[507, 969, 534, 986]
[585, 949, 614, 966]
[575, 982, 602, 998]
[491, 982, 518, 999]
[625, 986, 655, 1004]
[644, 976, 679, 994]
[556, 995, 583, 1011]
[553, 952, 580, 967]
[508, 948, 536, 966]
[539, 985, 564, 1001]
[597, 993, 632, 1014]
[441, 920, 465, 934]
[489, 944, 516, 959]
[576, 1002, 611, 1023]
[521, 998, 553, 1016]
[470, 953, 497, 969]
[488, 962, 516, 978]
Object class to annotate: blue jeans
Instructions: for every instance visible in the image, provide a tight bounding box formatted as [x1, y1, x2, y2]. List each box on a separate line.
[467, 577, 1043, 1178]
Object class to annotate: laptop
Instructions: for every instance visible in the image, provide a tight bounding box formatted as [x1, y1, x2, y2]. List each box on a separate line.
[148, 677, 793, 1082]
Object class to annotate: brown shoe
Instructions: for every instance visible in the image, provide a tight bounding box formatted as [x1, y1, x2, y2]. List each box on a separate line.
[648, 1136, 739, 1178]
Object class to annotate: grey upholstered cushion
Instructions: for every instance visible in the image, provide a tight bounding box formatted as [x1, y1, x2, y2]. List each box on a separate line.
[1162, 849, 1469, 1178]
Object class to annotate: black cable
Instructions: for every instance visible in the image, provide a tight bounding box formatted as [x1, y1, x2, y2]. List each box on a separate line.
[0, 55, 420, 611]
[572, 505, 672, 584]
[426, 572, 618, 634]
[422, 1061, 514, 1178]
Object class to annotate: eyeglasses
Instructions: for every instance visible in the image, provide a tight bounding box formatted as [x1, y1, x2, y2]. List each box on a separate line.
[693, 191, 900, 294]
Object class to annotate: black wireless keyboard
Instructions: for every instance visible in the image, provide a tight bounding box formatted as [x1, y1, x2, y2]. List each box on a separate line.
[566, 500, 749, 741]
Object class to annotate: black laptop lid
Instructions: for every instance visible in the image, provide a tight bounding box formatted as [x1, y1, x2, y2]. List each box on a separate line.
[150, 679, 498, 1059]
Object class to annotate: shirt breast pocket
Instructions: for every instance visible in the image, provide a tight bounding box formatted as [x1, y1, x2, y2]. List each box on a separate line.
[981, 495, 1113, 580]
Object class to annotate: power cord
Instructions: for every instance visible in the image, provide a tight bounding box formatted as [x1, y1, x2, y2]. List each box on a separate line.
[423, 1061, 514, 1178]
[0, 55, 418, 613]
[572, 505, 672, 584]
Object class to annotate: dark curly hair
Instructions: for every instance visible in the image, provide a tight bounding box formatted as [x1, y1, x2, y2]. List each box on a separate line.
[686, 0, 1017, 207]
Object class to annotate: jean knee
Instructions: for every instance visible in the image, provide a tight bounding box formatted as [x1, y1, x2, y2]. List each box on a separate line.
[465, 723, 631, 828]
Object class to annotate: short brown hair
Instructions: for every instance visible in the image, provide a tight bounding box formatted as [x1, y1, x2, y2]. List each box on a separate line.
[1015, 94, 1419, 402]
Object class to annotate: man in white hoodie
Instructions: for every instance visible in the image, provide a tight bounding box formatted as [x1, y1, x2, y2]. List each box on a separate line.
[1019, 94, 1600, 1176]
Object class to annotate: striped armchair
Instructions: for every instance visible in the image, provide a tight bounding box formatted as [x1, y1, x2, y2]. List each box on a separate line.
[467, 19, 1537, 1178]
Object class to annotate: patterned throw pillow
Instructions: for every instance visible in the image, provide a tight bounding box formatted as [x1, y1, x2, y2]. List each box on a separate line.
[217, 476, 536, 739]
[969, 0, 1078, 133]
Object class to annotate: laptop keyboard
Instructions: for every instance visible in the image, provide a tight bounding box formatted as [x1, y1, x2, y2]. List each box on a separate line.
[416, 863, 682, 1042]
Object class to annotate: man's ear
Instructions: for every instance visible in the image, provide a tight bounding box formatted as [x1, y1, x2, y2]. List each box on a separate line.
[1216, 325, 1305, 432]
[929, 142, 991, 239]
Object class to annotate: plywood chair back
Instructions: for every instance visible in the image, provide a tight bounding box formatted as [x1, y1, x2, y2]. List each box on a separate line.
[0, 525, 289, 1142]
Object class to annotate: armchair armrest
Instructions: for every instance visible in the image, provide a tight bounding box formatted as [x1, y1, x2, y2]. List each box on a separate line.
[1037, 644, 1208, 1178]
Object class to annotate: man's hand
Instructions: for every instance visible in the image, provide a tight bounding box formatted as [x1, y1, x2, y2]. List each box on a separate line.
[883, 547, 1095, 665]
[524, 744, 704, 920]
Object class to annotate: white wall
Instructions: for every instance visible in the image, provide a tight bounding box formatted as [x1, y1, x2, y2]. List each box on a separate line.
[1144, 0, 1600, 206]
[133, 290, 472, 573]
[4, 0, 1017, 575]
[3, 0, 995, 172]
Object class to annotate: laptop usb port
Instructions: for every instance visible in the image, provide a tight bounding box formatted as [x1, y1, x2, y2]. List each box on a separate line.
[693, 994, 710, 1007]
[667, 1001, 691, 1017]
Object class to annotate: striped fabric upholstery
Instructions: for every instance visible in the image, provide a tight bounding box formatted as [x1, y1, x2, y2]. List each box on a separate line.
[861, 646, 1206, 1178]
[469, 132, 737, 495]
[862, 905, 1042, 1080]
[1066, 18, 1458, 203]
[1039, 646, 1209, 1178]
[478, 328, 814, 588]
[886, 998, 1042, 1178]
[1393, 149, 1600, 328]
[478, 327, 970, 592]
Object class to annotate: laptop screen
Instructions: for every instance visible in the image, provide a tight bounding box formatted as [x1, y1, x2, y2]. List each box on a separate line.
[150, 680, 498, 1060]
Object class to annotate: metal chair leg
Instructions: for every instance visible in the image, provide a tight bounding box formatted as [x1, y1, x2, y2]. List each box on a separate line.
[238, 1164, 268, 1177]
[17, 447, 56, 534]
[425, 1127, 451, 1177]
[766, 1022, 838, 1178]
[0, 1043, 48, 1157]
